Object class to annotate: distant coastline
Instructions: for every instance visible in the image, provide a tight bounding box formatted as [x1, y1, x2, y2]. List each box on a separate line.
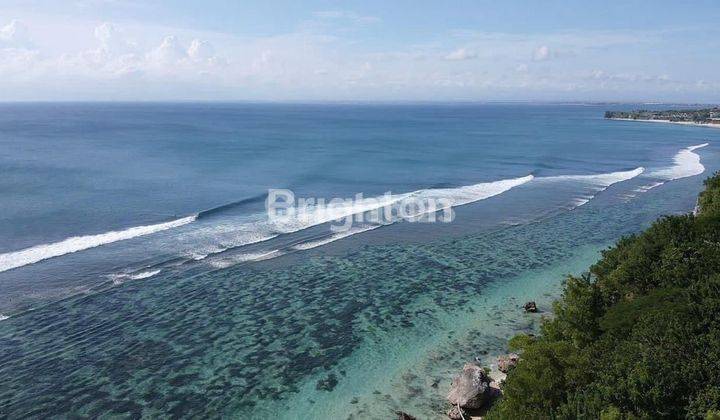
[605, 107, 720, 129]
[608, 117, 720, 129]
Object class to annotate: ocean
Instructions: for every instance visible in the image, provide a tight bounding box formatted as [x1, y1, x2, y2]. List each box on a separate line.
[0, 103, 718, 418]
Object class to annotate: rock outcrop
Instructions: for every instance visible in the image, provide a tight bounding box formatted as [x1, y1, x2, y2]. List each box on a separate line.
[447, 405, 467, 420]
[446, 362, 491, 409]
[523, 301, 538, 313]
[497, 353, 520, 373]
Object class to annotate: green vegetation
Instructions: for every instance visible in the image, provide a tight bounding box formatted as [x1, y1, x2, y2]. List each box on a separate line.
[605, 108, 720, 124]
[488, 173, 720, 419]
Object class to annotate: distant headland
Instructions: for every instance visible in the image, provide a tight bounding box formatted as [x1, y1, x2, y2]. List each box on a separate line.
[605, 107, 720, 128]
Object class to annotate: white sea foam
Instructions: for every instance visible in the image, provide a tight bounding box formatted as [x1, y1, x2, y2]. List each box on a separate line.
[208, 226, 382, 266]
[187, 233, 278, 261]
[649, 143, 709, 180]
[129, 269, 162, 280]
[571, 196, 594, 207]
[538, 167, 644, 208]
[199, 175, 534, 268]
[540, 167, 645, 186]
[184, 200, 396, 262]
[0, 215, 197, 273]
[0, 314, 8, 321]
[108, 269, 162, 285]
[209, 250, 283, 269]
[634, 181, 665, 193]
[213, 175, 533, 257]
[0, 175, 534, 273]
[292, 225, 383, 251]
[271, 193, 411, 234]
[412, 175, 534, 208]
[271, 175, 534, 233]
[189, 246, 225, 261]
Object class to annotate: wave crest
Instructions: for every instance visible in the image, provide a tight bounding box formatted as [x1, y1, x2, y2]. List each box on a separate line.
[0, 216, 197, 273]
[539, 167, 644, 186]
[649, 143, 708, 180]
[413, 175, 534, 208]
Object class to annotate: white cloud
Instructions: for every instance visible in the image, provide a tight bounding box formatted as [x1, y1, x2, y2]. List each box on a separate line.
[0, 47, 40, 78]
[444, 48, 477, 61]
[0, 20, 32, 48]
[188, 39, 214, 61]
[0, 16, 715, 101]
[312, 10, 380, 25]
[533, 45, 550, 61]
[93, 22, 134, 54]
[591, 69, 605, 79]
[148, 35, 187, 64]
[94, 22, 115, 48]
[3, 21, 231, 86]
[588, 69, 673, 84]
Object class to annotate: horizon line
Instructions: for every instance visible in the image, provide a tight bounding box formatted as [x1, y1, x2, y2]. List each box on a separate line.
[0, 99, 717, 106]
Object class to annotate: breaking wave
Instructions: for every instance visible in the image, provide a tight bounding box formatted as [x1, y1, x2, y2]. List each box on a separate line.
[411, 174, 535, 208]
[209, 250, 283, 269]
[291, 225, 383, 251]
[539, 167, 645, 186]
[108, 269, 163, 285]
[188, 175, 534, 262]
[0, 216, 197, 273]
[0, 168, 650, 273]
[648, 143, 708, 180]
[538, 167, 645, 208]
[196, 194, 268, 220]
[634, 181, 665, 193]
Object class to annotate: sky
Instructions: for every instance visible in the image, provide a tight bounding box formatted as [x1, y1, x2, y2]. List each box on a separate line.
[1, 0, 719, 102]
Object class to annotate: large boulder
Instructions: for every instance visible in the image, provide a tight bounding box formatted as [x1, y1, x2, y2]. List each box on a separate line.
[497, 353, 520, 373]
[446, 363, 491, 409]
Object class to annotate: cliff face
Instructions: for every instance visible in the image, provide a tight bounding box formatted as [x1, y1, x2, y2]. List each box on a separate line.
[487, 172, 720, 419]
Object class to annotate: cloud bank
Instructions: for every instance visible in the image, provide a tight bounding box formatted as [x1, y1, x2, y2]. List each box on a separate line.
[0, 14, 717, 102]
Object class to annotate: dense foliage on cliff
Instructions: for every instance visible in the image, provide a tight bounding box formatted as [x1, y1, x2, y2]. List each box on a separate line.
[488, 173, 720, 419]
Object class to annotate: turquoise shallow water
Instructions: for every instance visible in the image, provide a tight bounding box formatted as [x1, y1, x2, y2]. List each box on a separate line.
[1, 104, 720, 418]
[0, 168, 714, 419]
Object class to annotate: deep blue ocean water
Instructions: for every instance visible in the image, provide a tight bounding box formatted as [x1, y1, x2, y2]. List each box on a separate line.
[0, 103, 719, 418]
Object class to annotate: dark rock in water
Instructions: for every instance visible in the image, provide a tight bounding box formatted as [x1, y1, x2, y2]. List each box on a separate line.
[396, 411, 417, 420]
[350, 397, 359, 404]
[447, 405, 468, 420]
[315, 373, 338, 392]
[446, 362, 491, 409]
[523, 301, 538, 313]
[497, 353, 520, 373]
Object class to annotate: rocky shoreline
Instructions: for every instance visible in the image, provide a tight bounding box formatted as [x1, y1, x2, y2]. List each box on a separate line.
[397, 301, 539, 419]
